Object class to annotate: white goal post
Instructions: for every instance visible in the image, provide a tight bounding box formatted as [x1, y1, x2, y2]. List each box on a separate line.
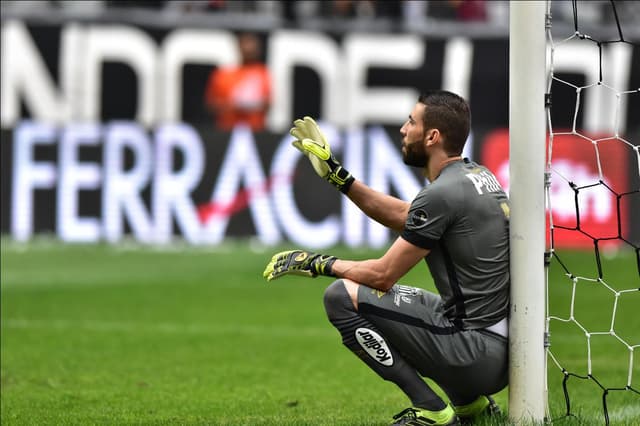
[508, 0, 548, 423]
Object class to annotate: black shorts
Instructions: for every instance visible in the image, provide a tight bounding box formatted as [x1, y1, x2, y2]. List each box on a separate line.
[357, 284, 508, 401]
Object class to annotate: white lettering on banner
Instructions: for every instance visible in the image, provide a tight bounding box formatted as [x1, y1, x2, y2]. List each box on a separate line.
[153, 124, 204, 244]
[9, 121, 428, 246]
[160, 30, 239, 123]
[442, 37, 473, 100]
[1, 21, 68, 125]
[12, 122, 209, 243]
[342, 128, 366, 247]
[58, 124, 102, 242]
[0, 21, 238, 127]
[343, 34, 423, 127]
[2, 22, 635, 132]
[342, 127, 428, 248]
[103, 122, 154, 243]
[60, 24, 84, 121]
[83, 25, 158, 125]
[202, 126, 280, 245]
[271, 123, 341, 248]
[11, 122, 58, 242]
[267, 31, 343, 130]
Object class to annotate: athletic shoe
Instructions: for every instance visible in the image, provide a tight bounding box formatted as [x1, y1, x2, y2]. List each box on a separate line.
[454, 395, 501, 425]
[390, 405, 461, 425]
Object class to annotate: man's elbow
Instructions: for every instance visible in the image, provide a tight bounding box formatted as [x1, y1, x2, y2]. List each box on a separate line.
[375, 273, 397, 292]
[390, 209, 409, 232]
[378, 282, 395, 292]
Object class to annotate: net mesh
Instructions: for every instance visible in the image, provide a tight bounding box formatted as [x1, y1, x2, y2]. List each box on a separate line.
[545, 1, 640, 424]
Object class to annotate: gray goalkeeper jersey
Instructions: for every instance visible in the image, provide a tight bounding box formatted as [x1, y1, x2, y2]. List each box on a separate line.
[401, 158, 510, 330]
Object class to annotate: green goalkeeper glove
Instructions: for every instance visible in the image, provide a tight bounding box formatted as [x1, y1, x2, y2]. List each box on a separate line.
[263, 250, 338, 282]
[290, 116, 355, 194]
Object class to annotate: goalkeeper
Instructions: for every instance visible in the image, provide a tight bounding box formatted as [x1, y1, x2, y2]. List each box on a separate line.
[263, 91, 509, 426]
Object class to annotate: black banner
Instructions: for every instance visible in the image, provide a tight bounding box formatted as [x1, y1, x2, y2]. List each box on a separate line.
[1, 21, 638, 248]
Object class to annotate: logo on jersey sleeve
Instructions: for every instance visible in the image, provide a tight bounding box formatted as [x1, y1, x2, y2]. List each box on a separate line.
[408, 209, 429, 229]
[355, 328, 394, 366]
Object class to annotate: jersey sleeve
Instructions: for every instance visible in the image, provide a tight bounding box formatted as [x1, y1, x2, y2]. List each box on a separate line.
[401, 186, 453, 250]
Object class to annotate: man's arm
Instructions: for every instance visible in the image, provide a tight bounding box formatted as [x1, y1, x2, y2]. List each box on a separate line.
[345, 180, 410, 233]
[290, 116, 410, 231]
[263, 236, 429, 291]
[331, 236, 428, 291]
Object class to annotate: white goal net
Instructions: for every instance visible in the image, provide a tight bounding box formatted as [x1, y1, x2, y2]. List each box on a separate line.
[544, 1, 639, 424]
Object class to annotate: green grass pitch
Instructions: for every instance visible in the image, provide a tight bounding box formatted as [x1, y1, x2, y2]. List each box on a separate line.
[1, 238, 638, 425]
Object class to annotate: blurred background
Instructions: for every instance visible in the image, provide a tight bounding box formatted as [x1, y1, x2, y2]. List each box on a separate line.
[1, 0, 639, 249]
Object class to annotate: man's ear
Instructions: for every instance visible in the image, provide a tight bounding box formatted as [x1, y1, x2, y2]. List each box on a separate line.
[424, 129, 440, 147]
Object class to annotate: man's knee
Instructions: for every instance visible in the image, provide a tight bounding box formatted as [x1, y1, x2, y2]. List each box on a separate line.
[323, 279, 359, 320]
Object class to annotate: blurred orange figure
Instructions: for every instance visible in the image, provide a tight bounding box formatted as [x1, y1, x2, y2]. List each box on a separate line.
[205, 32, 271, 132]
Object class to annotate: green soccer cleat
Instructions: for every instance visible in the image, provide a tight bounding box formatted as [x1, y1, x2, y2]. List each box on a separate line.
[391, 405, 460, 426]
[453, 395, 501, 425]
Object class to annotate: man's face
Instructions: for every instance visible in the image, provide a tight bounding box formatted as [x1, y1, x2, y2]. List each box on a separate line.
[239, 34, 261, 64]
[400, 102, 428, 167]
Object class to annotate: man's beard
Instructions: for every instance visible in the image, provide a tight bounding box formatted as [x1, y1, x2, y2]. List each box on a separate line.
[402, 138, 427, 168]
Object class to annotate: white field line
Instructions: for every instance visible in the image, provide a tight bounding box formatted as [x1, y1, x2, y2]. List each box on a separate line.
[2, 318, 634, 344]
[609, 403, 640, 423]
[0, 236, 278, 254]
[0, 279, 252, 290]
[1, 318, 335, 338]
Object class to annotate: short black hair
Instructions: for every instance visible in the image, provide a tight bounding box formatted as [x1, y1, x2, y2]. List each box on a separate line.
[418, 91, 470, 155]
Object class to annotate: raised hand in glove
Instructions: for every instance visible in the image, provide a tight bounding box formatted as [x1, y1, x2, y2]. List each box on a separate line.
[263, 250, 338, 282]
[290, 116, 355, 194]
